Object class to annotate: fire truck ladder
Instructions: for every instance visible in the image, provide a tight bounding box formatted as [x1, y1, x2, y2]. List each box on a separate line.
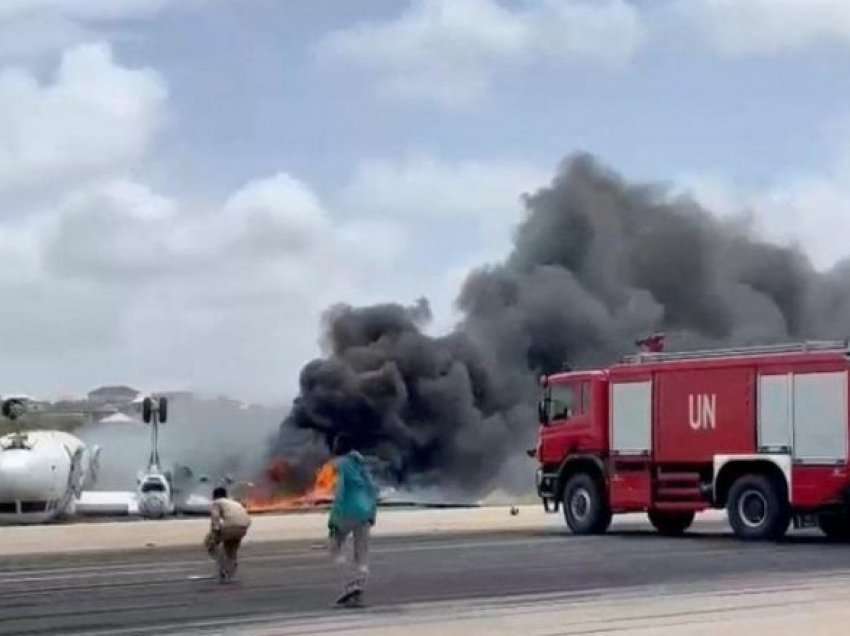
[653, 468, 706, 510]
[622, 340, 849, 364]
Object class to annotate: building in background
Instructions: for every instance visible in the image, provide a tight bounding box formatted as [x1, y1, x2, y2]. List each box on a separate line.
[87, 386, 140, 405]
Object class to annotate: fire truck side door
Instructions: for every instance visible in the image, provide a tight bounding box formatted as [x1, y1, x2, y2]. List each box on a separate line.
[543, 380, 593, 459]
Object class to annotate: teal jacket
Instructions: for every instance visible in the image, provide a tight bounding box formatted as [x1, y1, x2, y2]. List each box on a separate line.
[329, 451, 378, 528]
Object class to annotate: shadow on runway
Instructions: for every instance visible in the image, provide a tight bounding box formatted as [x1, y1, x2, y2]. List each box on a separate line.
[539, 526, 846, 546]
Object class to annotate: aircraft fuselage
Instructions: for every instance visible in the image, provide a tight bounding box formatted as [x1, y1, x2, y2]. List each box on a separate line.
[0, 431, 93, 524]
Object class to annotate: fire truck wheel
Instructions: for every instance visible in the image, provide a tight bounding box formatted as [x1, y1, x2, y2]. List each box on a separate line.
[818, 513, 850, 541]
[647, 510, 695, 536]
[727, 474, 791, 541]
[562, 473, 611, 535]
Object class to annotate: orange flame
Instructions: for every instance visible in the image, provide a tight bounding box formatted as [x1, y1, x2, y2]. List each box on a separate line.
[245, 460, 337, 513]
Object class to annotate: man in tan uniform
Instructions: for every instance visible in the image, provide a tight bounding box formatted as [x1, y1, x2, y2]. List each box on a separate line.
[205, 486, 251, 582]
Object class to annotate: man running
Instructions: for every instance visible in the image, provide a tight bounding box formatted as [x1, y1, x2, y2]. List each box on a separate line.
[327, 433, 378, 607]
[205, 486, 251, 583]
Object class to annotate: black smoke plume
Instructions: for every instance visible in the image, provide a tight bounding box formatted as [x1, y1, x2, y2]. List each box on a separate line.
[272, 153, 849, 496]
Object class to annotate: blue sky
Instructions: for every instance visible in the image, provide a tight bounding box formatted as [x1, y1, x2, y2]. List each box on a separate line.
[1, 0, 849, 401]
[118, 0, 850, 189]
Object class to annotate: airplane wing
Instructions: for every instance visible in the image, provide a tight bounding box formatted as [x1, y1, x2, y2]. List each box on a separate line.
[74, 491, 139, 516]
[175, 492, 212, 515]
[75, 490, 215, 517]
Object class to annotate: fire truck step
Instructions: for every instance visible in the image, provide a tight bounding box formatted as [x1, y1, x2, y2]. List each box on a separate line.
[655, 471, 701, 483]
[656, 487, 703, 499]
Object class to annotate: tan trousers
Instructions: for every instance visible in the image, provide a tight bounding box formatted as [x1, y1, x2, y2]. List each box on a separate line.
[205, 526, 247, 579]
[329, 520, 371, 594]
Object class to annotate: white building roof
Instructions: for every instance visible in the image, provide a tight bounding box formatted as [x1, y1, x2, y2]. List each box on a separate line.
[99, 412, 141, 425]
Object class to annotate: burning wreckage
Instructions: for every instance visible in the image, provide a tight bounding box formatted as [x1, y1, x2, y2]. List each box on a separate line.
[241, 427, 400, 513]
[243, 456, 398, 513]
[245, 152, 850, 514]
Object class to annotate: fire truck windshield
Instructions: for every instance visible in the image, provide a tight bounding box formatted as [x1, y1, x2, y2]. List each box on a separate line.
[549, 384, 576, 420]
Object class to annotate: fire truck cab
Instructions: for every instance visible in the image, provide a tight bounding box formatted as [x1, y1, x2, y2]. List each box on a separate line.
[535, 340, 850, 540]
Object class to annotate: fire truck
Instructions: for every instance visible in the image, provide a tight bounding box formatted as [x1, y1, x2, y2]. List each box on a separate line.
[534, 339, 850, 540]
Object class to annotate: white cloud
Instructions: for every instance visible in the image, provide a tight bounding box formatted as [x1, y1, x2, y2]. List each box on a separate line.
[221, 173, 332, 256]
[0, 39, 412, 401]
[42, 171, 404, 296]
[335, 219, 409, 268]
[0, 14, 91, 60]
[3, 147, 549, 400]
[44, 180, 179, 283]
[0, 32, 443, 402]
[0, 218, 43, 285]
[338, 154, 549, 340]
[526, 0, 647, 64]
[342, 154, 547, 249]
[0, 1, 171, 22]
[678, 164, 850, 271]
[676, 0, 850, 55]
[0, 42, 166, 194]
[318, 0, 645, 107]
[0, 42, 170, 380]
[4, 166, 412, 400]
[0, 0, 212, 60]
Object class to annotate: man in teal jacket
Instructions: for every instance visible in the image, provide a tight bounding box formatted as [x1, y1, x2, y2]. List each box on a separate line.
[328, 433, 378, 607]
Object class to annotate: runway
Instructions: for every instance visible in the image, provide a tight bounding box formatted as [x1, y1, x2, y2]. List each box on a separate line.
[3, 513, 850, 635]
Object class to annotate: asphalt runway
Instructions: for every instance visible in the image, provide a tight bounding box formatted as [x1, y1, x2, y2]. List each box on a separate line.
[2, 517, 850, 635]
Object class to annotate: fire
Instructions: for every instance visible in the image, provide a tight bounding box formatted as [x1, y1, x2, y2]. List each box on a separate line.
[313, 461, 338, 495]
[245, 460, 338, 514]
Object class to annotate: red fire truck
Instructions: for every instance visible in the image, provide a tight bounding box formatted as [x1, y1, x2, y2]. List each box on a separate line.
[534, 339, 850, 540]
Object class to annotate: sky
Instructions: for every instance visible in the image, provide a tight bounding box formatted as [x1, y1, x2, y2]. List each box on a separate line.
[1, 0, 850, 403]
